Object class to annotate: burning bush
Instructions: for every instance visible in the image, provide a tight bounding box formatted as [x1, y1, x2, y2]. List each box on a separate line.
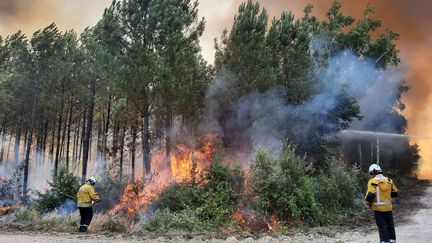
[143, 156, 244, 232]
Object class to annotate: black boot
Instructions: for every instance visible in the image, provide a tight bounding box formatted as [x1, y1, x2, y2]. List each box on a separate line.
[79, 225, 88, 232]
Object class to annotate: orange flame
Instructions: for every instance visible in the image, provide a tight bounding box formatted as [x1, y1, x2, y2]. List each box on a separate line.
[111, 133, 217, 217]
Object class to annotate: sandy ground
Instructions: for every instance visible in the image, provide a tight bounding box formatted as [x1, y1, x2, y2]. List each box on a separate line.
[1, 187, 430, 243]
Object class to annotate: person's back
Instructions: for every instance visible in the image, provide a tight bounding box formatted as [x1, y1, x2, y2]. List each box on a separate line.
[367, 173, 397, 212]
[77, 177, 100, 232]
[365, 164, 398, 243]
[77, 183, 100, 207]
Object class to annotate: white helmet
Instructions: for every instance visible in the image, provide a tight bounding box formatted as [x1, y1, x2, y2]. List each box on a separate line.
[368, 164, 382, 175]
[86, 176, 96, 185]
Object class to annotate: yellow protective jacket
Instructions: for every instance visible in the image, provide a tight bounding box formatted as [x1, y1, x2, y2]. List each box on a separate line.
[365, 174, 398, 212]
[77, 183, 100, 208]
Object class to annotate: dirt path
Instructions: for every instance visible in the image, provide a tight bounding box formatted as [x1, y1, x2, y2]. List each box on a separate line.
[1, 187, 430, 243]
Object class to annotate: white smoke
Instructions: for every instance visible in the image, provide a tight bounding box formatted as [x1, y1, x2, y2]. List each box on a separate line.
[205, 48, 406, 159]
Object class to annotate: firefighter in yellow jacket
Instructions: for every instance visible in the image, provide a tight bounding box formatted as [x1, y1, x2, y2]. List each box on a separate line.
[365, 164, 398, 243]
[77, 176, 100, 232]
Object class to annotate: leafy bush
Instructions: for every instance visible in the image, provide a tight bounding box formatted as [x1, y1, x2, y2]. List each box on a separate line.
[35, 169, 80, 213]
[150, 183, 199, 212]
[289, 177, 322, 224]
[143, 208, 208, 233]
[148, 156, 244, 231]
[250, 143, 320, 224]
[314, 158, 361, 214]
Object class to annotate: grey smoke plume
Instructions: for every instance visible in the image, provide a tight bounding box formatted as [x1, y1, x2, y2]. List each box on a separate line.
[206, 48, 405, 158]
[58, 198, 77, 214]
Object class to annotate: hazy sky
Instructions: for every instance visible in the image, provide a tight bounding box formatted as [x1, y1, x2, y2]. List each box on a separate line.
[1, 0, 431, 177]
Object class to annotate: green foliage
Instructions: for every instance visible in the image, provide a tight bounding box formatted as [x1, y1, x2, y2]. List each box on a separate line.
[35, 169, 80, 213]
[314, 159, 361, 215]
[143, 208, 208, 233]
[251, 143, 362, 225]
[251, 143, 318, 223]
[148, 158, 244, 231]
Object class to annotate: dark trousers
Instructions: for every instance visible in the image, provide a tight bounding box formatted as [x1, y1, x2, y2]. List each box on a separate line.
[374, 211, 396, 242]
[78, 207, 93, 232]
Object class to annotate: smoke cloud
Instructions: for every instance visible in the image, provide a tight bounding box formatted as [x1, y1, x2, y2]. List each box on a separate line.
[206, 48, 405, 167]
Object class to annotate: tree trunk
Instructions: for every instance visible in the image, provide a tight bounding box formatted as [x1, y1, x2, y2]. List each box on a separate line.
[0, 123, 6, 164]
[82, 80, 96, 183]
[59, 110, 68, 168]
[54, 104, 64, 175]
[24, 79, 39, 196]
[103, 97, 111, 162]
[165, 105, 172, 172]
[79, 108, 86, 163]
[42, 120, 48, 163]
[14, 126, 21, 163]
[73, 117, 80, 163]
[131, 123, 137, 182]
[22, 129, 28, 159]
[49, 124, 56, 164]
[66, 104, 73, 169]
[119, 126, 126, 181]
[6, 133, 12, 162]
[142, 106, 151, 177]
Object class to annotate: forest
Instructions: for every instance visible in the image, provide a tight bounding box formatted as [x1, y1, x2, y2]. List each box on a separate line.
[0, 0, 420, 233]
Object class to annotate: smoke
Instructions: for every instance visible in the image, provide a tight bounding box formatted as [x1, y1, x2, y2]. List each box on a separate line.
[198, 0, 432, 177]
[58, 198, 77, 214]
[206, 48, 405, 163]
[0, 0, 109, 37]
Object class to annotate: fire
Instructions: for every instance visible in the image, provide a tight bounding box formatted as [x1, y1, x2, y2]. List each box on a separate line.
[111, 133, 217, 217]
[170, 134, 216, 181]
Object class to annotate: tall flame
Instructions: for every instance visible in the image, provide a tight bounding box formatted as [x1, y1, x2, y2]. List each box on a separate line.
[111, 133, 217, 216]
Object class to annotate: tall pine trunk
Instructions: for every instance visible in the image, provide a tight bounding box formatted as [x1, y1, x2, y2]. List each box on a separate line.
[141, 106, 151, 177]
[54, 104, 64, 175]
[6, 134, 12, 162]
[24, 78, 38, 196]
[79, 108, 86, 164]
[103, 97, 111, 162]
[131, 123, 137, 182]
[14, 126, 21, 163]
[82, 80, 96, 183]
[65, 105, 73, 169]
[165, 105, 172, 173]
[42, 120, 48, 163]
[0, 123, 6, 164]
[119, 126, 126, 181]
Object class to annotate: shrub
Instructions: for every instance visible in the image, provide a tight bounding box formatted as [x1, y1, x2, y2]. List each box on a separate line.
[314, 158, 361, 213]
[250, 143, 319, 224]
[35, 169, 80, 213]
[150, 183, 199, 212]
[92, 213, 130, 232]
[142, 208, 208, 233]
[148, 156, 244, 231]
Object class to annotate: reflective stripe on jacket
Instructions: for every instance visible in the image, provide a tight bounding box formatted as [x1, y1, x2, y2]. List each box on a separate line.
[365, 174, 398, 212]
[77, 183, 100, 208]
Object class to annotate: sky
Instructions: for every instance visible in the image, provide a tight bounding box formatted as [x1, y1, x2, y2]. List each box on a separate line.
[0, 0, 431, 178]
